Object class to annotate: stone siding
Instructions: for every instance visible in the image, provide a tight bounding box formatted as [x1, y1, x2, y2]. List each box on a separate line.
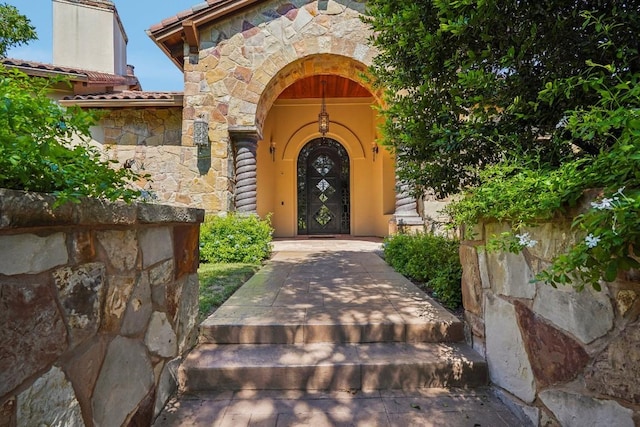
[83, 2, 381, 216]
[180, 0, 375, 212]
[100, 108, 182, 147]
[461, 219, 640, 426]
[88, 107, 223, 210]
[0, 189, 204, 426]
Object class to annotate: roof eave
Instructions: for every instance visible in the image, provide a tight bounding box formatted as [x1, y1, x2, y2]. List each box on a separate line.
[5, 65, 89, 82]
[59, 96, 184, 108]
[147, 0, 266, 72]
[145, 29, 185, 72]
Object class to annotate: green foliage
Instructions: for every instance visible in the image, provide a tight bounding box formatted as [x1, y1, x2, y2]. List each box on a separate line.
[364, 1, 640, 197]
[537, 181, 640, 291]
[0, 67, 146, 205]
[448, 63, 640, 289]
[0, 3, 37, 56]
[367, 1, 640, 290]
[0, 70, 141, 202]
[198, 263, 260, 321]
[445, 160, 587, 227]
[383, 233, 462, 309]
[199, 214, 273, 264]
[0, 6, 145, 204]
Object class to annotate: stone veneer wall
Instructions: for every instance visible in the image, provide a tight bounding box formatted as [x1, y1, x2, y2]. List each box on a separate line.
[181, 0, 375, 212]
[461, 220, 640, 426]
[92, 107, 224, 210]
[0, 189, 204, 426]
[100, 108, 182, 147]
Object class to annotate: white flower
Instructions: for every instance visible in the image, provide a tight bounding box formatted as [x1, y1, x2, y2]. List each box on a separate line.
[615, 186, 626, 196]
[516, 232, 538, 248]
[555, 116, 569, 129]
[590, 197, 615, 210]
[585, 233, 601, 248]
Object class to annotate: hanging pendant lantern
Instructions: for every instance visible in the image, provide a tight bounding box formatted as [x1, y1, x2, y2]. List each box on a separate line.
[318, 80, 329, 137]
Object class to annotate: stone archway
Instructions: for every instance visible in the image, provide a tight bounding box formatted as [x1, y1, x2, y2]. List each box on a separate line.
[162, 0, 420, 233]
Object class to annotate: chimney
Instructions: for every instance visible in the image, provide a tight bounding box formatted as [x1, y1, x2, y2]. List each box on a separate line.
[52, 0, 128, 75]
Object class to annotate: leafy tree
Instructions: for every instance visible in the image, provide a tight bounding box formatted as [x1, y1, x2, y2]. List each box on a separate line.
[0, 68, 146, 205]
[364, 0, 640, 197]
[0, 3, 37, 56]
[0, 5, 146, 204]
[366, 2, 640, 288]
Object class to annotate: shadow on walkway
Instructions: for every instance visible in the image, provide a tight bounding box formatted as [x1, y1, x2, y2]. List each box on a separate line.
[154, 239, 522, 427]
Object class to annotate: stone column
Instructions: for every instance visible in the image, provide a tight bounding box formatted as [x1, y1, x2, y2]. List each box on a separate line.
[390, 179, 424, 233]
[229, 126, 260, 214]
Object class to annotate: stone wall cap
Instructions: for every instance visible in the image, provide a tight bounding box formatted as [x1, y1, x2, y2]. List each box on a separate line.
[0, 189, 204, 229]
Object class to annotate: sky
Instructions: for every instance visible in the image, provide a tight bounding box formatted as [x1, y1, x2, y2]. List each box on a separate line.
[4, 0, 197, 91]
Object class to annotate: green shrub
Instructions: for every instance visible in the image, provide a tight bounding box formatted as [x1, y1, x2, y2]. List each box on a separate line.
[200, 214, 273, 264]
[0, 67, 146, 206]
[383, 233, 462, 309]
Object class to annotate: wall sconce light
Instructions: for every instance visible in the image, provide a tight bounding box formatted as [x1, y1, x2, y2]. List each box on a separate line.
[269, 139, 276, 162]
[318, 80, 329, 137]
[193, 115, 209, 147]
[372, 143, 379, 161]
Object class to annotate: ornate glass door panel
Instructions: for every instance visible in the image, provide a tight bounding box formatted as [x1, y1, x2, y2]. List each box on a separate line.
[297, 139, 350, 235]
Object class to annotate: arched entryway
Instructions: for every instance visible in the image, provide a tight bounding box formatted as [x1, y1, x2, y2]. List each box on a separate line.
[297, 138, 350, 235]
[253, 57, 405, 237]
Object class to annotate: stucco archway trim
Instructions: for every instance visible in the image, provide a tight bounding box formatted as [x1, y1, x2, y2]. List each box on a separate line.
[282, 121, 365, 162]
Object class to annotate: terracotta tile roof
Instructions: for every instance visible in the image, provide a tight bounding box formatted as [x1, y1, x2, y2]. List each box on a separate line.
[63, 91, 182, 101]
[60, 91, 184, 107]
[147, 0, 265, 70]
[1, 58, 140, 88]
[148, 0, 231, 33]
[147, 0, 266, 34]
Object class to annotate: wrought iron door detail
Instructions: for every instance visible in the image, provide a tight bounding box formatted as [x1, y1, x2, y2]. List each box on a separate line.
[297, 138, 350, 235]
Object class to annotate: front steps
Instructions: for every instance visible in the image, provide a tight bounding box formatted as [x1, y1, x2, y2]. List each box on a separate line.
[177, 249, 488, 394]
[197, 302, 465, 345]
[179, 301, 487, 393]
[180, 341, 487, 392]
[153, 247, 516, 426]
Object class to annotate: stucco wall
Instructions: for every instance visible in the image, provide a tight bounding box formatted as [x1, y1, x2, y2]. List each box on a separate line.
[461, 220, 640, 426]
[259, 98, 395, 237]
[53, 0, 122, 75]
[0, 189, 204, 426]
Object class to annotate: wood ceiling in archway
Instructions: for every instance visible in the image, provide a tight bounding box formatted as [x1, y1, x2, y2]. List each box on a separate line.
[278, 75, 372, 99]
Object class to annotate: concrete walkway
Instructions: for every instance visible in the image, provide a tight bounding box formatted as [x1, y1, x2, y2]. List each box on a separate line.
[154, 238, 521, 426]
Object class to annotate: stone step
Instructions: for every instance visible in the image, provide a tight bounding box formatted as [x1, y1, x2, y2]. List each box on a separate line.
[199, 304, 465, 344]
[179, 342, 488, 392]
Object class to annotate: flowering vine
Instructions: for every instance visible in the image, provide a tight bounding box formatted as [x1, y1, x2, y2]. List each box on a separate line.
[535, 186, 640, 290]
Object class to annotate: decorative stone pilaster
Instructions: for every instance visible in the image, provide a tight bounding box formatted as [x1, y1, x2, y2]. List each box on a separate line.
[390, 179, 424, 233]
[229, 127, 260, 214]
